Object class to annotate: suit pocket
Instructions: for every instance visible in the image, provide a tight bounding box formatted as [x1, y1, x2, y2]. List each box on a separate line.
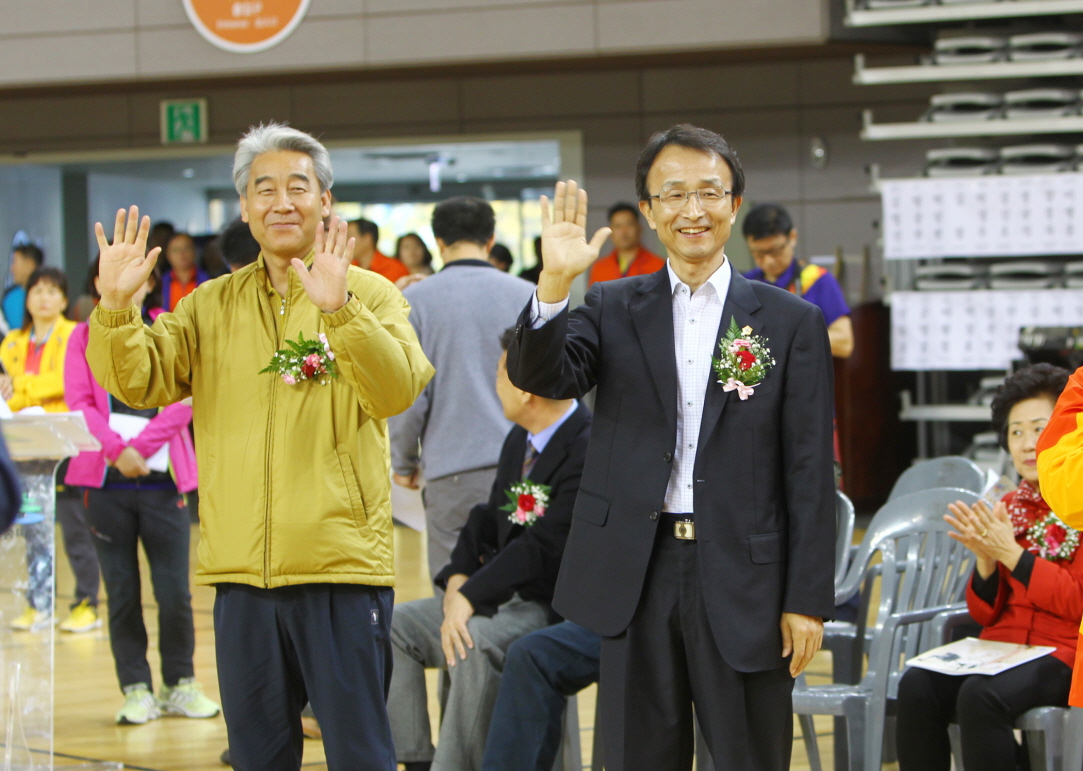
[573, 490, 610, 527]
[749, 532, 786, 564]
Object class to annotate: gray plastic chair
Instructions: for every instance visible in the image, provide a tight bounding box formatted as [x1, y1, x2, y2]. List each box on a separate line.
[888, 456, 986, 501]
[1066, 707, 1083, 771]
[793, 486, 981, 771]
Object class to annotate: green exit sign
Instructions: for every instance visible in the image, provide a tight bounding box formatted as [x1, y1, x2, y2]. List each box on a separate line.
[160, 99, 208, 145]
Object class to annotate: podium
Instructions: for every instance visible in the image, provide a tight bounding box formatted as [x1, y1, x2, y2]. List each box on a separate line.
[0, 414, 119, 770]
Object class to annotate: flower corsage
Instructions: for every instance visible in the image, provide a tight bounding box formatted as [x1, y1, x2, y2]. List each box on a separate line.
[711, 318, 776, 400]
[1025, 512, 1081, 562]
[259, 332, 338, 386]
[501, 480, 551, 527]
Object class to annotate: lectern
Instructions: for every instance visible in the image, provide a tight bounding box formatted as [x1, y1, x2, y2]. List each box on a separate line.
[0, 413, 119, 770]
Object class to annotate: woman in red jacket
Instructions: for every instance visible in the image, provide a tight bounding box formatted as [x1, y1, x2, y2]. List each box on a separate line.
[896, 363, 1083, 771]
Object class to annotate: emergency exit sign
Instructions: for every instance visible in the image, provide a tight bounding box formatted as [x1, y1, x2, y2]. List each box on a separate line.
[160, 99, 208, 145]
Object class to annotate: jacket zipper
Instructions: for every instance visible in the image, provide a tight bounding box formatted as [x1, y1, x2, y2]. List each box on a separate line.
[263, 273, 292, 587]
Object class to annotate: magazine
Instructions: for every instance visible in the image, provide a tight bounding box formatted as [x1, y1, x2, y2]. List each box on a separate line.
[906, 637, 1055, 677]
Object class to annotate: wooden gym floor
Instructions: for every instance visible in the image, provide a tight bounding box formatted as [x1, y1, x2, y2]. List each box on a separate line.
[35, 523, 884, 770]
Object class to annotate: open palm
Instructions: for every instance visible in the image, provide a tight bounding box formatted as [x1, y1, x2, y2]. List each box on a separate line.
[94, 206, 161, 310]
[540, 181, 612, 280]
[291, 216, 354, 313]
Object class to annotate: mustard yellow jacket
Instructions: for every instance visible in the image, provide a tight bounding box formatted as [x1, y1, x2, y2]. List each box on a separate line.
[0, 318, 77, 413]
[87, 256, 434, 588]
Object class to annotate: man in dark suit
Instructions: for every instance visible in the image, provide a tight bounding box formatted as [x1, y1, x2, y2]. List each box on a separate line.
[388, 326, 591, 771]
[506, 124, 836, 771]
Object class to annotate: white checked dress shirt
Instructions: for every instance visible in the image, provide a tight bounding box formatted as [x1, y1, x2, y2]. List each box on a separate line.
[530, 258, 731, 514]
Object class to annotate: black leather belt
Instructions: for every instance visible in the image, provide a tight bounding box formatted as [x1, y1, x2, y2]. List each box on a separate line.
[660, 513, 696, 541]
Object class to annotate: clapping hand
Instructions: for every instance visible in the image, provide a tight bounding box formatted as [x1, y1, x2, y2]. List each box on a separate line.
[291, 216, 354, 313]
[536, 181, 612, 303]
[945, 499, 1023, 578]
[94, 207, 161, 311]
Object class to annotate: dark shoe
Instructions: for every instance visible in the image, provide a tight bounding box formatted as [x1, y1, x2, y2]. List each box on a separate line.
[220, 747, 230, 766]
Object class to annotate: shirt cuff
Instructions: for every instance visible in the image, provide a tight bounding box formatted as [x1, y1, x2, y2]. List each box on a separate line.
[92, 303, 140, 328]
[1011, 550, 1036, 588]
[529, 291, 569, 329]
[971, 568, 1000, 606]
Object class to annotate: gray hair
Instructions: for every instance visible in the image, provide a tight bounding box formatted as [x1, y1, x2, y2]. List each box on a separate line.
[232, 122, 334, 195]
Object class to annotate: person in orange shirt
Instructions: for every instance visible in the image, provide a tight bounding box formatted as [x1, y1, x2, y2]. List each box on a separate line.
[348, 218, 409, 284]
[587, 202, 664, 286]
[1036, 362, 1083, 708]
[160, 233, 208, 313]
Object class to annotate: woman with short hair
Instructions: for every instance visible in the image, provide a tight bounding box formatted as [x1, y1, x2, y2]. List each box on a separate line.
[896, 363, 1083, 771]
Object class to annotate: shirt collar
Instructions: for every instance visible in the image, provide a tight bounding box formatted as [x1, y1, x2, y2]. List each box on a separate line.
[666, 257, 731, 300]
[766, 260, 798, 289]
[440, 259, 493, 270]
[527, 401, 579, 455]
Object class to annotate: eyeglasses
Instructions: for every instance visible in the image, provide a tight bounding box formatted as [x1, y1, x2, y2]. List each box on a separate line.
[647, 188, 732, 209]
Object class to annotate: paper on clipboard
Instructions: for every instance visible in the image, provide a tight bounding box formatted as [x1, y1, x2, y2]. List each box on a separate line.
[906, 637, 1056, 677]
[108, 414, 169, 473]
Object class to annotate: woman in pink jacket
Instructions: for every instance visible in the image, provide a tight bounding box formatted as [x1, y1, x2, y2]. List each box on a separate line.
[64, 270, 218, 726]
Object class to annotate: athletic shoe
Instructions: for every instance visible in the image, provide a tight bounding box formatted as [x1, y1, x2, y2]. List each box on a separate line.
[116, 683, 161, 725]
[159, 678, 220, 719]
[58, 600, 101, 633]
[10, 607, 52, 631]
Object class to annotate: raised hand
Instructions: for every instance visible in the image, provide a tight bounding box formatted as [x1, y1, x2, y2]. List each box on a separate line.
[94, 207, 161, 311]
[536, 180, 612, 303]
[291, 216, 354, 313]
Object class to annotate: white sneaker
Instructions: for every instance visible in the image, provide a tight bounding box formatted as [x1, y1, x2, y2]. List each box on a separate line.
[116, 683, 161, 725]
[159, 678, 220, 719]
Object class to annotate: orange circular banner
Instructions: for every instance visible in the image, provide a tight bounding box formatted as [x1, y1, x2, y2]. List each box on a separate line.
[183, 0, 311, 53]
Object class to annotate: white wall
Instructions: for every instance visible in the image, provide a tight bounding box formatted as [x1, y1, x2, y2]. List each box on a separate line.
[0, 0, 828, 88]
[0, 166, 64, 273]
[86, 174, 211, 259]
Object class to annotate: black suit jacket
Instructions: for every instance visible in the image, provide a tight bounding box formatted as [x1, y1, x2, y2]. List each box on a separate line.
[506, 267, 836, 672]
[434, 402, 591, 619]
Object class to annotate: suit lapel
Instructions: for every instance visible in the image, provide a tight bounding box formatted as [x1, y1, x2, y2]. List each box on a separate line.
[629, 271, 678, 431]
[695, 270, 764, 452]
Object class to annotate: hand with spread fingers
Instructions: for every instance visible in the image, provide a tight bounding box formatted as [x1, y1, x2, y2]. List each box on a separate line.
[291, 216, 355, 314]
[94, 206, 162, 311]
[945, 499, 1023, 579]
[780, 611, 823, 677]
[535, 180, 612, 303]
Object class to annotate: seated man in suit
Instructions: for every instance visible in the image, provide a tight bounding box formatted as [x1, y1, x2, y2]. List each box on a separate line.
[388, 326, 592, 771]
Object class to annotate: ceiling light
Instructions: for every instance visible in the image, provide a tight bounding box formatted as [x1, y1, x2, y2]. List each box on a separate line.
[182, 168, 195, 178]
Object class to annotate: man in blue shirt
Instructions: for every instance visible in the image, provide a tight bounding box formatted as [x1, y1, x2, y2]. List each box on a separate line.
[742, 203, 853, 358]
[2, 244, 43, 332]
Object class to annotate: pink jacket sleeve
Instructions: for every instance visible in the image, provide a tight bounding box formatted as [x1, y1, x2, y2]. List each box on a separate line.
[64, 323, 127, 463]
[129, 402, 193, 459]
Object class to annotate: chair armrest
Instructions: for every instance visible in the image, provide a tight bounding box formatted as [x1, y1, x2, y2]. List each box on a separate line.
[930, 607, 974, 646]
[882, 602, 969, 635]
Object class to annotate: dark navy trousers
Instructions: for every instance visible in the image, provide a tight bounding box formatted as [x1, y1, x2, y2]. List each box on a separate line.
[214, 582, 396, 771]
[481, 621, 601, 771]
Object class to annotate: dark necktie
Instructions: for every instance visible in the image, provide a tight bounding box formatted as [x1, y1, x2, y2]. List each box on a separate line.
[522, 443, 539, 480]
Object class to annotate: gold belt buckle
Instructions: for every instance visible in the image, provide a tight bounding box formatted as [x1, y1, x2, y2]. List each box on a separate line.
[673, 520, 696, 540]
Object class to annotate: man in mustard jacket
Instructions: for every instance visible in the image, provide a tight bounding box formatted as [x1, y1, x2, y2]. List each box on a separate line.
[87, 123, 434, 771]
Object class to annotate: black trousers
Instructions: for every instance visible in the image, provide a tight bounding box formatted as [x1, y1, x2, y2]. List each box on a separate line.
[214, 582, 396, 771]
[56, 492, 100, 608]
[85, 487, 194, 690]
[896, 654, 1074, 771]
[600, 528, 794, 771]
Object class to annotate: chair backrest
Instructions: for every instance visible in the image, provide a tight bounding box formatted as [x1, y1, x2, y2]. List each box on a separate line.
[888, 456, 986, 501]
[835, 490, 856, 592]
[837, 487, 981, 698]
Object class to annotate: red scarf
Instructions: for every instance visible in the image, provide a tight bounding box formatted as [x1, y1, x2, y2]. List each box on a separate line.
[1007, 479, 1081, 563]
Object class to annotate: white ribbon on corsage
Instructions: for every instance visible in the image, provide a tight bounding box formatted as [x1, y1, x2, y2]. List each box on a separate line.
[721, 377, 756, 401]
